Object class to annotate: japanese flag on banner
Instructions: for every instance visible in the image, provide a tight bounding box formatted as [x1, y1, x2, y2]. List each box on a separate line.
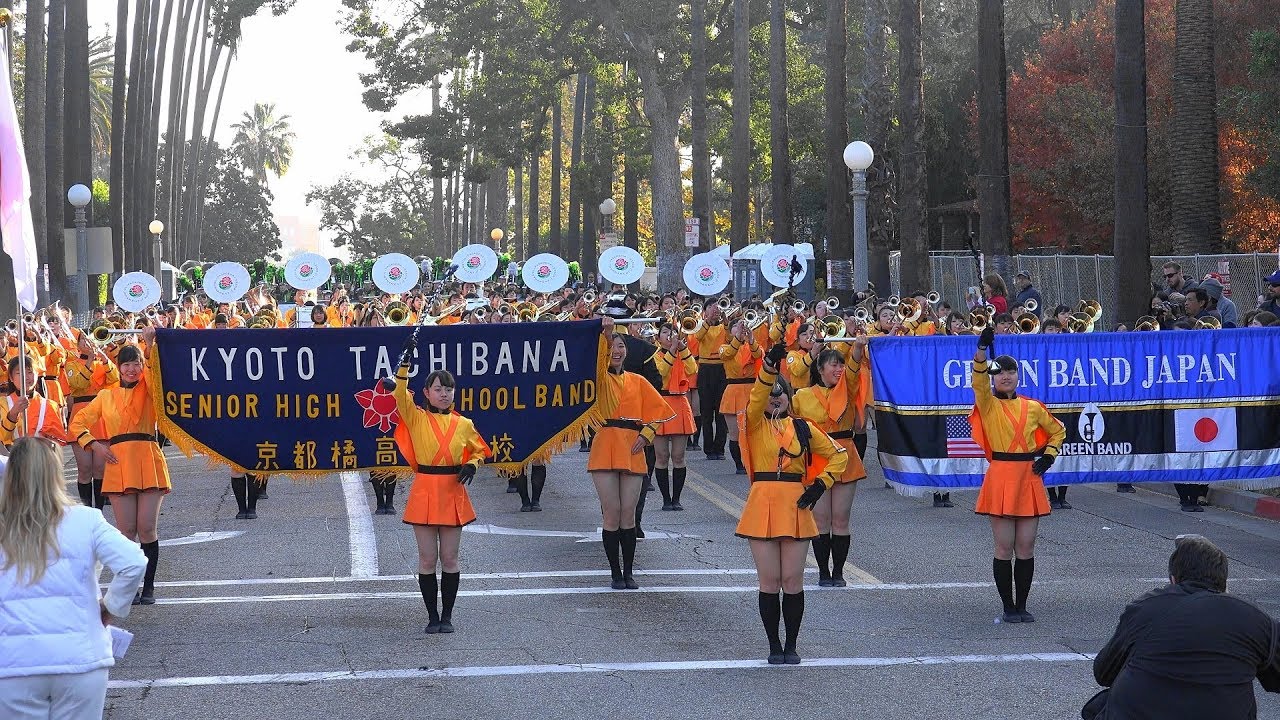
[1174, 407, 1238, 452]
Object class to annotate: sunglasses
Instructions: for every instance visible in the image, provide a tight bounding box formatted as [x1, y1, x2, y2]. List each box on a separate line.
[1163, 273, 1178, 279]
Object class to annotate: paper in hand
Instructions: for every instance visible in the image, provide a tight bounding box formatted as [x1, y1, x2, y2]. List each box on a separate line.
[110, 626, 134, 660]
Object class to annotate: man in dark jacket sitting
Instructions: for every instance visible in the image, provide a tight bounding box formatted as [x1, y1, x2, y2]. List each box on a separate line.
[1087, 535, 1280, 719]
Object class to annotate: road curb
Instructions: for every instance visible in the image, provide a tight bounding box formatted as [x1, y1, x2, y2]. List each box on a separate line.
[1144, 482, 1280, 521]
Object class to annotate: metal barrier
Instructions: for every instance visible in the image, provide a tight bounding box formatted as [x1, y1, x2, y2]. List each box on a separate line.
[890, 252, 1279, 328]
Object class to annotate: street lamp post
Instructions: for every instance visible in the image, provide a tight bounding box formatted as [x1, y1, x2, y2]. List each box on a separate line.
[490, 227, 504, 251]
[149, 220, 164, 299]
[599, 198, 617, 234]
[842, 141, 874, 295]
[67, 184, 92, 313]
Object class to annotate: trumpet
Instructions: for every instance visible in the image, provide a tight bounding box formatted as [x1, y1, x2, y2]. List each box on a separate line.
[1194, 316, 1222, 330]
[1014, 314, 1040, 334]
[581, 291, 597, 307]
[817, 316, 846, 340]
[886, 295, 901, 307]
[472, 306, 489, 322]
[824, 296, 841, 311]
[384, 301, 410, 325]
[926, 291, 941, 306]
[984, 303, 998, 317]
[89, 325, 141, 345]
[676, 308, 703, 335]
[790, 298, 807, 315]
[853, 307, 871, 324]
[1134, 315, 1160, 331]
[896, 298, 924, 324]
[716, 297, 734, 311]
[1022, 298, 1038, 313]
[742, 308, 769, 330]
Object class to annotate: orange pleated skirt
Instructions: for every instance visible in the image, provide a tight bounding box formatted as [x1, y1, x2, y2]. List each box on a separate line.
[403, 472, 476, 527]
[834, 436, 866, 484]
[657, 394, 695, 436]
[735, 481, 818, 541]
[102, 439, 171, 495]
[973, 460, 1051, 518]
[587, 427, 647, 475]
[719, 381, 752, 415]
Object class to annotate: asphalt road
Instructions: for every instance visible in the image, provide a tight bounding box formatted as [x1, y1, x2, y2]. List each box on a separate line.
[97, 437, 1280, 720]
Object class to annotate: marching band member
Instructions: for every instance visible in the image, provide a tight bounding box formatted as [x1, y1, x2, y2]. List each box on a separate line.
[394, 335, 491, 634]
[65, 333, 120, 510]
[783, 323, 821, 390]
[693, 302, 729, 459]
[653, 324, 698, 511]
[69, 329, 170, 605]
[590, 330, 674, 590]
[719, 317, 763, 475]
[971, 326, 1065, 623]
[1, 355, 70, 447]
[737, 342, 847, 664]
[792, 338, 868, 587]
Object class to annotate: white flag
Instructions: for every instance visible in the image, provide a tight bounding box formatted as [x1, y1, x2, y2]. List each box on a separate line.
[1173, 407, 1238, 453]
[0, 46, 38, 312]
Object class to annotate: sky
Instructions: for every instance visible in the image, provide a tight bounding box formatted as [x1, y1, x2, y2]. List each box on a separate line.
[88, 0, 412, 244]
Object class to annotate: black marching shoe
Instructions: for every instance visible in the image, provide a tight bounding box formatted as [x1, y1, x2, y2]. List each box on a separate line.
[942, 494, 954, 508]
[932, 493, 946, 508]
[782, 649, 801, 665]
[520, 503, 534, 512]
[767, 647, 786, 665]
[138, 588, 155, 606]
[236, 510, 249, 519]
[530, 502, 542, 512]
[829, 575, 847, 588]
[611, 577, 627, 590]
[635, 527, 645, 539]
[437, 618, 455, 634]
[425, 620, 442, 634]
[1058, 500, 1072, 510]
[671, 501, 684, 511]
[1116, 483, 1136, 493]
[661, 501, 674, 511]
[1049, 499, 1062, 510]
[1017, 609, 1036, 623]
[623, 575, 639, 590]
[1001, 609, 1022, 624]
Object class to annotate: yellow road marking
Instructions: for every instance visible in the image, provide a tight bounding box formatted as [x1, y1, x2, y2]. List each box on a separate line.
[681, 466, 882, 585]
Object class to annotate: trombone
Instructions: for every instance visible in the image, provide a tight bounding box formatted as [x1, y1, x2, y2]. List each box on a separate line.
[896, 297, 924, 324]
[674, 308, 703, 335]
[1014, 314, 1040, 334]
[384, 301, 410, 326]
[1065, 312, 1095, 334]
[1194, 316, 1222, 330]
[1134, 315, 1160, 331]
[88, 324, 142, 345]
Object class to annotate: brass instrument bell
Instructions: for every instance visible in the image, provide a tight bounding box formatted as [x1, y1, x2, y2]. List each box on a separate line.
[1015, 314, 1040, 334]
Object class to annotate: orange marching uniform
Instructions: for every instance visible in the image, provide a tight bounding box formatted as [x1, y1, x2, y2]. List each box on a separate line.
[718, 332, 762, 416]
[969, 358, 1065, 518]
[0, 391, 69, 446]
[65, 351, 121, 426]
[393, 367, 490, 527]
[791, 345, 867, 483]
[69, 352, 170, 495]
[588, 368, 674, 476]
[735, 366, 847, 541]
[653, 345, 697, 436]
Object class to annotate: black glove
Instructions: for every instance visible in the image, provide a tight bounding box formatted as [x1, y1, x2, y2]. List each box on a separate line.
[457, 464, 476, 485]
[1031, 454, 1055, 477]
[399, 332, 417, 366]
[978, 326, 995, 351]
[765, 342, 787, 369]
[796, 481, 826, 510]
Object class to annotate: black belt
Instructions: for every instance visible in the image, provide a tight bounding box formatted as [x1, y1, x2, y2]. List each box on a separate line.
[725, 378, 753, 385]
[73, 395, 96, 404]
[41, 375, 57, 381]
[752, 472, 803, 483]
[829, 430, 854, 440]
[697, 359, 724, 365]
[109, 433, 157, 446]
[416, 464, 462, 474]
[660, 391, 687, 397]
[991, 451, 1037, 462]
[603, 419, 643, 431]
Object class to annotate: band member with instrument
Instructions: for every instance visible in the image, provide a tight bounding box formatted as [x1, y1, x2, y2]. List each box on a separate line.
[783, 323, 821, 390]
[693, 302, 729, 459]
[792, 337, 868, 587]
[64, 333, 120, 510]
[719, 316, 763, 475]
[653, 323, 698, 511]
[394, 335, 491, 634]
[971, 326, 1065, 623]
[1, 354, 70, 448]
[69, 329, 169, 605]
[737, 342, 847, 664]
[590, 329, 674, 590]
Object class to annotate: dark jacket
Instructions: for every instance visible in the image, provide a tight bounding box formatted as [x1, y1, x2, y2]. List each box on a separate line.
[1093, 581, 1280, 720]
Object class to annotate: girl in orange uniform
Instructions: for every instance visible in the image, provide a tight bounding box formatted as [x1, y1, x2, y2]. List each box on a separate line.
[791, 338, 868, 587]
[590, 332, 673, 590]
[737, 342, 847, 664]
[0, 355, 69, 447]
[971, 327, 1065, 623]
[652, 324, 697, 511]
[783, 322, 821, 390]
[394, 336, 490, 634]
[69, 330, 168, 605]
[719, 317, 762, 475]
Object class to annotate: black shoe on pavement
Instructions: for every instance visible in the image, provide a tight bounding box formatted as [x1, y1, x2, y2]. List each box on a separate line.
[818, 577, 833, 587]
[635, 527, 644, 539]
[942, 499, 955, 508]
[1058, 500, 1072, 510]
[1001, 610, 1022, 623]
[425, 621, 442, 634]
[1018, 610, 1036, 623]
[530, 503, 542, 512]
[1049, 500, 1062, 510]
[831, 576, 847, 587]
[611, 578, 627, 590]
[138, 589, 155, 605]
[688, 442, 701, 451]
[767, 652, 786, 665]
[437, 619, 455, 634]
[661, 502, 674, 511]
[1117, 483, 1136, 493]
[624, 576, 639, 590]
[236, 511, 249, 519]
[245, 511, 257, 519]
[782, 651, 801, 665]
[644, 479, 655, 492]
[672, 502, 684, 511]
[933, 496, 946, 508]
[520, 504, 533, 512]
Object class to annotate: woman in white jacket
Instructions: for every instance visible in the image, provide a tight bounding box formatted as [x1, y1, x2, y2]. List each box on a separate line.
[0, 437, 147, 719]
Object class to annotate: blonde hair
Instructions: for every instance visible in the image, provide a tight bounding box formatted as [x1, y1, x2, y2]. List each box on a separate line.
[0, 438, 74, 585]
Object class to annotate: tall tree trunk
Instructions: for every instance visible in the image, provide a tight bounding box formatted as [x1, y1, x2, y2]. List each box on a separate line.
[527, 113, 543, 257]
[729, 0, 751, 252]
[690, 0, 714, 251]
[768, 0, 793, 245]
[431, 78, 444, 258]
[566, 74, 586, 264]
[1170, 0, 1220, 253]
[24, 0, 48, 305]
[191, 48, 231, 260]
[141, 0, 176, 273]
[108, 0, 128, 273]
[179, 24, 222, 257]
[47, 0, 69, 303]
[64, 0, 91, 227]
[976, 0, 1014, 261]
[549, 84, 564, 255]
[897, 0, 929, 294]
[861, 0, 893, 293]
[122, 0, 151, 269]
[580, 75, 598, 273]
[623, 155, 639, 252]
[513, 161, 524, 259]
[162, 0, 198, 255]
[824, 0, 851, 300]
[1114, 0, 1150, 324]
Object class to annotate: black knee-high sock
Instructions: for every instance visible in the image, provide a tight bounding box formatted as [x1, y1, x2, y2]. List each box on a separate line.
[384, 480, 395, 508]
[644, 444, 656, 479]
[440, 571, 460, 620]
[758, 592, 782, 653]
[782, 592, 804, 652]
[530, 466, 546, 505]
[1056, 486, 1067, 503]
[1014, 557, 1035, 611]
[76, 481, 94, 507]
[634, 485, 647, 530]
[691, 416, 702, 445]
[811, 535, 832, 579]
[853, 433, 868, 460]
[601, 530, 622, 579]
[993, 558, 1015, 612]
[371, 477, 387, 507]
[141, 541, 159, 593]
[417, 573, 439, 622]
[619, 527, 637, 578]
[515, 472, 531, 505]
[671, 467, 686, 504]
[231, 477, 249, 514]
[246, 475, 261, 512]
[728, 440, 744, 470]
[92, 479, 106, 510]
[830, 535, 851, 578]
[655, 468, 672, 504]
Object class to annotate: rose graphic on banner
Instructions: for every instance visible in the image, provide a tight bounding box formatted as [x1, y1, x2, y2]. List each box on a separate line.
[537, 264, 551, 279]
[218, 276, 233, 290]
[128, 284, 144, 298]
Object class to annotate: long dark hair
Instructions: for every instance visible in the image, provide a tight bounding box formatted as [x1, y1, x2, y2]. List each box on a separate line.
[809, 348, 846, 387]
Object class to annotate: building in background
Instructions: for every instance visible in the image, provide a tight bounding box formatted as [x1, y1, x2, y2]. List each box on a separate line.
[276, 214, 322, 258]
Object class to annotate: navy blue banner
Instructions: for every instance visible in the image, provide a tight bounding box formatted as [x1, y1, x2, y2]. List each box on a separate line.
[149, 322, 606, 475]
[868, 329, 1280, 493]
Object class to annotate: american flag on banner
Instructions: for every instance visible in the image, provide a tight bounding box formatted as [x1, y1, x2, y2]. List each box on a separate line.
[946, 415, 985, 458]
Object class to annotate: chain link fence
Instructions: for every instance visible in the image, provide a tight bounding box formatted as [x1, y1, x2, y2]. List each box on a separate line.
[890, 251, 1280, 329]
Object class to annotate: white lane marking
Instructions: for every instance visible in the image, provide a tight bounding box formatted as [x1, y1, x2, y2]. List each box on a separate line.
[463, 524, 697, 542]
[339, 472, 378, 578]
[159, 531, 244, 548]
[107, 652, 1094, 689]
[143, 568, 785, 589]
[148, 581, 1018, 606]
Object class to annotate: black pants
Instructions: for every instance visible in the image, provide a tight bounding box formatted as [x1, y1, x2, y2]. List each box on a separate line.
[697, 363, 728, 454]
[1174, 483, 1208, 506]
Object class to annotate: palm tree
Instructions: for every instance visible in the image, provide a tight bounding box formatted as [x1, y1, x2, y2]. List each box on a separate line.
[88, 34, 114, 164]
[825, 0, 851, 299]
[690, 0, 713, 251]
[729, 0, 751, 252]
[1170, 0, 1220, 253]
[231, 102, 296, 186]
[976, 0, 1014, 258]
[769, 0, 793, 245]
[1114, 0, 1151, 322]
[898, 0, 929, 295]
